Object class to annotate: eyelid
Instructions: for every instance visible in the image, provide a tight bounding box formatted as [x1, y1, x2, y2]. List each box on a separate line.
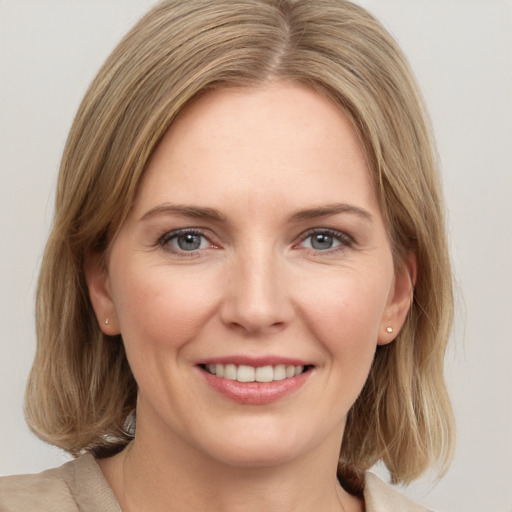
[158, 227, 218, 255]
[294, 227, 354, 252]
[156, 226, 354, 256]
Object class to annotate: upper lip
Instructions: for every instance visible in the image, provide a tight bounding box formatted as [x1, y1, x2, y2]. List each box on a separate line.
[197, 355, 312, 367]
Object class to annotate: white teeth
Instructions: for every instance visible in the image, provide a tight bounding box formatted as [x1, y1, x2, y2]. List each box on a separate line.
[255, 365, 274, 382]
[205, 363, 307, 382]
[237, 365, 255, 382]
[273, 365, 286, 381]
[224, 364, 237, 380]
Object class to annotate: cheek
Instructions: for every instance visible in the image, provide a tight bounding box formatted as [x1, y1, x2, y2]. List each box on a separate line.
[301, 273, 389, 334]
[295, 268, 391, 368]
[285, 272, 393, 430]
[110, 263, 218, 351]
[109, 266, 222, 402]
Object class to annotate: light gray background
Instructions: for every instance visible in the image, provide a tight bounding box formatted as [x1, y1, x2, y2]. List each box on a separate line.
[1, 1, 511, 511]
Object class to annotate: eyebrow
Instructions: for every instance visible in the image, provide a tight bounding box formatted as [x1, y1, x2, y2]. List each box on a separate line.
[287, 203, 373, 223]
[139, 204, 226, 223]
[139, 202, 372, 224]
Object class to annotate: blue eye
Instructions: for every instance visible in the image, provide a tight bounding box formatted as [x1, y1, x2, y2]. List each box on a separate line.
[309, 233, 337, 250]
[175, 233, 204, 251]
[160, 230, 210, 253]
[300, 230, 352, 252]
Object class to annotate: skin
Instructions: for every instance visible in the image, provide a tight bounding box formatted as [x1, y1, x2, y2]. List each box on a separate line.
[87, 81, 414, 512]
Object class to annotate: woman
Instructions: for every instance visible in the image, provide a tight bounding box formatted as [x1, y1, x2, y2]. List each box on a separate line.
[0, 1, 454, 510]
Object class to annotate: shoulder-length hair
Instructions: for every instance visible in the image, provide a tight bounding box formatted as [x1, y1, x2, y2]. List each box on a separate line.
[26, 0, 454, 493]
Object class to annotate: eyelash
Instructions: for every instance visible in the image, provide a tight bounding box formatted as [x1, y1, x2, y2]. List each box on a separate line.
[295, 228, 354, 254]
[158, 228, 214, 257]
[157, 228, 354, 256]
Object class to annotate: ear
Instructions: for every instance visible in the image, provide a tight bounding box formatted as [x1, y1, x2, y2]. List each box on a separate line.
[84, 252, 120, 335]
[378, 252, 417, 346]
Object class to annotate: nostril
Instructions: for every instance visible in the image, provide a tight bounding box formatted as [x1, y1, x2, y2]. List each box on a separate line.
[218, 266, 294, 334]
[226, 319, 287, 336]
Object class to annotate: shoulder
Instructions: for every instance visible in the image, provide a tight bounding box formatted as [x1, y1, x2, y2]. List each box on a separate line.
[364, 472, 433, 512]
[0, 454, 120, 512]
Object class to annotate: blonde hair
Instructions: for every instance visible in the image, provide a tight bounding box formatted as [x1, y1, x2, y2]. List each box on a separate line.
[26, 0, 454, 493]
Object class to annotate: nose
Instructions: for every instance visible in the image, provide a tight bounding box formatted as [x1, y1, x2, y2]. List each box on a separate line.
[219, 248, 294, 336]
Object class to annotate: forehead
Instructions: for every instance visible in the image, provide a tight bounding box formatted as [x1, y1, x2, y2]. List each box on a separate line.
[134, 81, 379, 219]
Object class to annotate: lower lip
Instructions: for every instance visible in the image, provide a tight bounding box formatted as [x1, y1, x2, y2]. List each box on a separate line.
[199, 367, 311, 405]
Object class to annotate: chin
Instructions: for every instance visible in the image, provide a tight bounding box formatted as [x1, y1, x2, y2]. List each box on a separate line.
[209, 442, 300, 469]
[194, 422, 320, 469]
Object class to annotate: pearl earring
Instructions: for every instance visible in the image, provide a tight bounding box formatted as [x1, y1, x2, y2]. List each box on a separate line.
[104, 318, 110, 325]
[386, 326, 393, 333]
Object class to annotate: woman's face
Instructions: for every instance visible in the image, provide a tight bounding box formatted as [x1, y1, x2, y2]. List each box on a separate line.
[88, 82, 412, 468]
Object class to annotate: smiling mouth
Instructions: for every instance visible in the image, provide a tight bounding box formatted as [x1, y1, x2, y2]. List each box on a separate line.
[200, 363, 313, 383]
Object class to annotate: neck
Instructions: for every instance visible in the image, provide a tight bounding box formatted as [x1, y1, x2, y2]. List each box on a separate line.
[98, 411, 362, 512]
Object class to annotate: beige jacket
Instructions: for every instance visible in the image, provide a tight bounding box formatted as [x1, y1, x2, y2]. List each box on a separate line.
[0, 455, 430, 511]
